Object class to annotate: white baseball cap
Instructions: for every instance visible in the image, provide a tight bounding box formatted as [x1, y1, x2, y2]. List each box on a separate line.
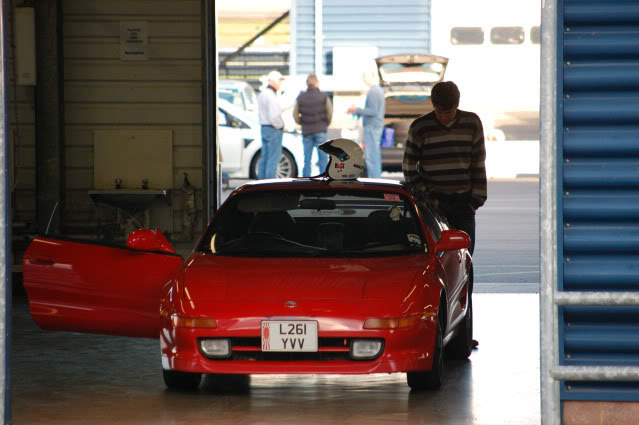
[266, 70, 284, 82]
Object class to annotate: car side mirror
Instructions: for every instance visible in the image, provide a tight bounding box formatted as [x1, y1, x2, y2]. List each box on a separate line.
[435, 230, 470, 253]
[126, 229, 177, 254]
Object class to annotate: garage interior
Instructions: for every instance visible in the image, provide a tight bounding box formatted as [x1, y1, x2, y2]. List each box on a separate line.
[3, 0, 639, 424]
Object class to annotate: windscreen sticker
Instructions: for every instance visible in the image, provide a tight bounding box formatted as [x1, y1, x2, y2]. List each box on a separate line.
[384, 194, 400, 201]
[407, 234, 422, 246]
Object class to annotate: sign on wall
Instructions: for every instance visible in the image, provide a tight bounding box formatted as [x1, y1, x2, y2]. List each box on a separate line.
[120, 21, 148, 61]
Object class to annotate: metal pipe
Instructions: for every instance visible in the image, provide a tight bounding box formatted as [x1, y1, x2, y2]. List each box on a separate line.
[218, 11, 290, 70]
[289, 4, 297, 76]
[540, 0, 559, 423]
[314, 0, 323, 75]
[0, 0, 11, 421]
[204, 0, 217, 219]
[551, 366, 639, 381]
[554, 292, 639, 306]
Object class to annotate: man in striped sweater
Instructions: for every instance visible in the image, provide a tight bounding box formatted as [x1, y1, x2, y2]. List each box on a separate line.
[402, 81, 487, 255]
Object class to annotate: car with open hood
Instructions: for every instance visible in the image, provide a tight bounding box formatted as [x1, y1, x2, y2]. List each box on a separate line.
[22, 146, 473, 391]
[375, 54, 449, 170]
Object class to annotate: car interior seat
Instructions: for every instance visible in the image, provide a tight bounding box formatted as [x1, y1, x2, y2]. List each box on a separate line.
[317, 222, 344, 250]
[367, 209, 405, 245]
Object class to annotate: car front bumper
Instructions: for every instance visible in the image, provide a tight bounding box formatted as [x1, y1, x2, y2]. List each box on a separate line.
[160, 317, 438, 375]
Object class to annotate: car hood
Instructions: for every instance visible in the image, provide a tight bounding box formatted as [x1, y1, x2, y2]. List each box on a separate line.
[376, 54, 448, 88]
[182, 253, 423, 302]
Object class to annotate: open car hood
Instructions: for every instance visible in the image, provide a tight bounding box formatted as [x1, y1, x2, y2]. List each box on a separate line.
[376, 54, 448, 88]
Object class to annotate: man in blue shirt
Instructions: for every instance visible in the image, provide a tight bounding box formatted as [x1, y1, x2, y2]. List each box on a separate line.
[257, 71, 286, 179]
[348, 70, 386, 178]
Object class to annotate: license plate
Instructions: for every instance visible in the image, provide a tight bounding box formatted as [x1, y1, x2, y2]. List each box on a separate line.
[261, 320, 318, 352]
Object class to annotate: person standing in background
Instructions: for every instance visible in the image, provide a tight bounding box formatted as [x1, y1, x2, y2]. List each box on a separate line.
[257, 70, 286, 179]
[293, 74, 333, 176]
[347, 70, 386, 178]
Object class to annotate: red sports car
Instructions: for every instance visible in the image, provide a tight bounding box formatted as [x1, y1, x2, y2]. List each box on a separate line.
[23, 177, 473, 391]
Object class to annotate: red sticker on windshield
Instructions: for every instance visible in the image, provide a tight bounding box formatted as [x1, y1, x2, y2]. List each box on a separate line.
[384, 194, 400, 201]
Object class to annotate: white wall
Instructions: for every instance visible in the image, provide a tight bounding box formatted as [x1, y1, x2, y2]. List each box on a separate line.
[63, 0, 204, 236]
[431, 0, 541, 121]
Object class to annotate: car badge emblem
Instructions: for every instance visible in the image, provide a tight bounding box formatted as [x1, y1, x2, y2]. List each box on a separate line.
[285, 301, 297, 308]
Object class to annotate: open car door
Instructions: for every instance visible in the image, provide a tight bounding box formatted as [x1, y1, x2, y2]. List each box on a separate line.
[22, 202, 183, 339]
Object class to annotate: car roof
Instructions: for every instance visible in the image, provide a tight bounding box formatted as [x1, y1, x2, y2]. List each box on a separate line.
[234, 177, 408, 192]
[218, 79, 252, 89]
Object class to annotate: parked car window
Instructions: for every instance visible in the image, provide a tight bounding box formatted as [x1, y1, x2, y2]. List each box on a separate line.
[378, 62, 445, 84]
[530, 26, 540, 44]
[450, 27, 484, 45]
[218, 109, 229, 126]
[219, 90, 244, 109]
[490, 27, 525, 45]
[243, 86, 258, 112]
[202, 189, 427, 257]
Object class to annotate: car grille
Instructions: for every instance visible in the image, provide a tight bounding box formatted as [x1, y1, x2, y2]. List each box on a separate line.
[226, 337, 355, 361]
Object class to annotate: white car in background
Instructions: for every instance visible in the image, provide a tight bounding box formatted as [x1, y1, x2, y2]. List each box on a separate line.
[218, 79, 259, 114]
[217, 98, 308, 179]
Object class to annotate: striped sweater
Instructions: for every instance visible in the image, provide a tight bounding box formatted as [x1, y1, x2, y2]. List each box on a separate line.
[402, 110, 487, 209]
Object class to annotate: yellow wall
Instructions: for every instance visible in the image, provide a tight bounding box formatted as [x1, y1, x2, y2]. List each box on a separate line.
[217, 17, 290, 47]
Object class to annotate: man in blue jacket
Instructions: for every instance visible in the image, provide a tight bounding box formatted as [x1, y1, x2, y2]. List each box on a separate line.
[348, 70, 386, 178]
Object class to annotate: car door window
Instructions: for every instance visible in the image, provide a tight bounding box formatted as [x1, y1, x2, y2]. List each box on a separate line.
[44, 201, 144, 248]
[218, 109, 229, 127]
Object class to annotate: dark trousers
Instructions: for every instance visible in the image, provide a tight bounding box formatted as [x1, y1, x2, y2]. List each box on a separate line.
[437, 199, 476, 255]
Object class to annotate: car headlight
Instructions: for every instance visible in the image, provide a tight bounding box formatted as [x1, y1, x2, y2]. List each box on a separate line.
[199, 338, 231, 359]
[351, 339, 384, 360]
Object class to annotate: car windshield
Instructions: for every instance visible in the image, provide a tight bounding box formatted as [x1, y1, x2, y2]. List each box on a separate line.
[379, 62, 445, 84]
[199, 188, 427, 258]
[218, 89, 245, 110]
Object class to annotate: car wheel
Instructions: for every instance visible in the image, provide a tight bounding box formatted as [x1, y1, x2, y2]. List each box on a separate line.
[249, 149, 298, 179]
[163, 369, 202, 391]
[446, 295, 473, 360]
[407, 310, 444, 391]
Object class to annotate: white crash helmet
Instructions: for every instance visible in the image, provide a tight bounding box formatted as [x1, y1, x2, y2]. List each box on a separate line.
[318, 138, 366, 180]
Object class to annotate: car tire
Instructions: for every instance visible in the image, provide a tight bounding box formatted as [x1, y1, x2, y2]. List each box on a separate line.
[163, 369, 202, 391]
[249, 149, 298, 179]
[446, 295, 473, 360]
[406, 310, 444, 391]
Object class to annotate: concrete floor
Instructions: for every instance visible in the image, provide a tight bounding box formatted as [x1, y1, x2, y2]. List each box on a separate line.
[10, 293, 540, 425]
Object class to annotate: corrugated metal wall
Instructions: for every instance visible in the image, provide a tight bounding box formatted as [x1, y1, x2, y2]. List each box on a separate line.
[62, 0, 204, 239]
[560, 0, 639, 401]
[294, 0, 431, 76]
[8, 5, 37, 236]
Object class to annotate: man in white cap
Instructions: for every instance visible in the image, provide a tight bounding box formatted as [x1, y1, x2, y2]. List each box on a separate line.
[257, 70, 286, 179]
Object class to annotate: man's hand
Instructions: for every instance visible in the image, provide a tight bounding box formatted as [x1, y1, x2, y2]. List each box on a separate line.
[468, 202, 476, 213]
[347, 105, 357, 114]
[433, 199, 439, 208]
